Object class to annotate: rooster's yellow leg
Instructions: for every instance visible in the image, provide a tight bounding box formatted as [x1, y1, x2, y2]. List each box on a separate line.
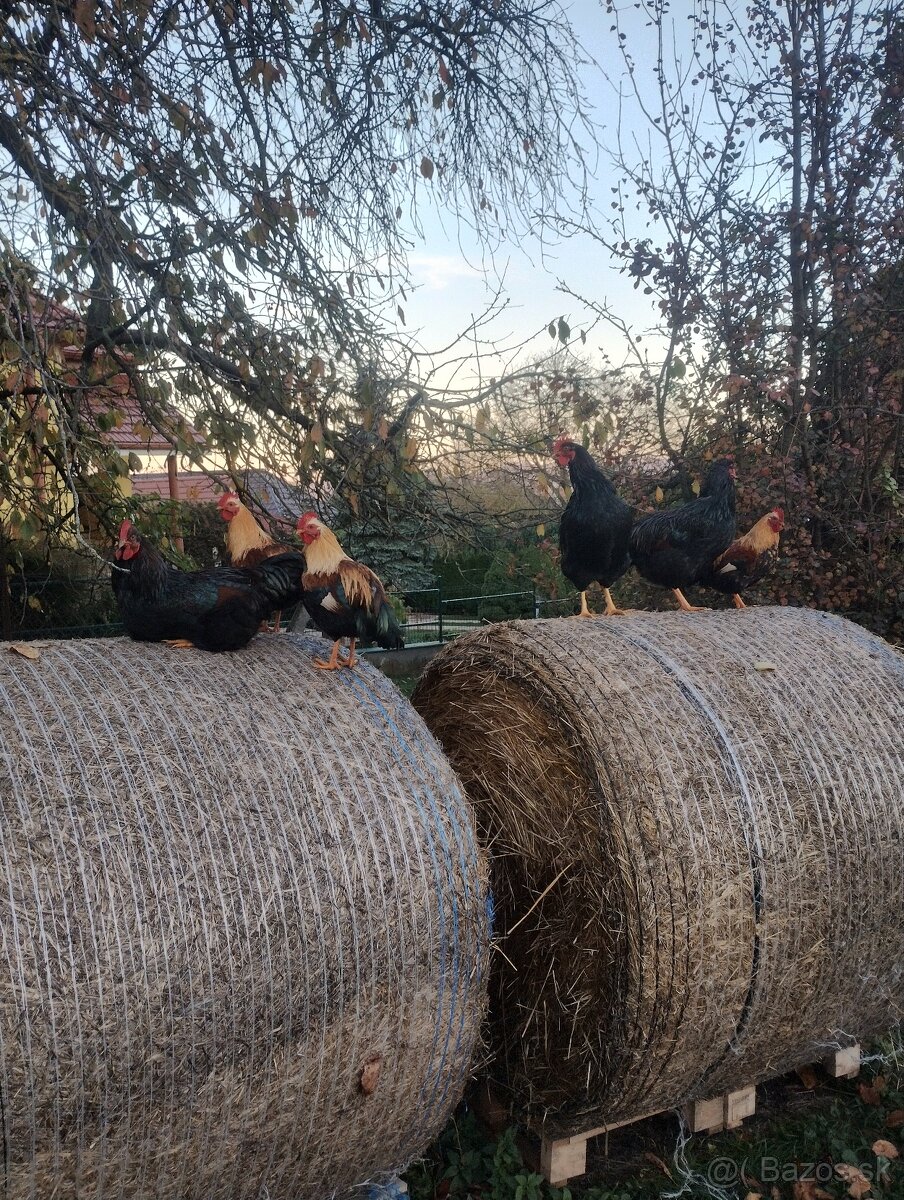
[314, 640, 343, 670]
[162, 638, 195, 649]
[341, 638, 358, 669]
[272, 610, 282, 632]
[573, 591, 594, 618]
[732, 593, 747, 610]
[601, 588, 628, 617]
[673, 589, 706, 613]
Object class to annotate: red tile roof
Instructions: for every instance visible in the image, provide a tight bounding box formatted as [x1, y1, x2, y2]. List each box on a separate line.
[132, 471, 226, 502]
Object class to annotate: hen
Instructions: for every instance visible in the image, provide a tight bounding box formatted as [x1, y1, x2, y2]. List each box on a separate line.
[296, 512, 404, 670]
[553, 437, 634, 617]
[699, 507, 784, 609]
[629, 459, 737, 611]
[218, 491, 296, 629]
[112, 519, 305, 652]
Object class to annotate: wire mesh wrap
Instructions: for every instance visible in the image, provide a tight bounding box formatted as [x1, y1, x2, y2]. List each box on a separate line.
[0, 633, 490, 1199]
[412, 608, 904, 1131]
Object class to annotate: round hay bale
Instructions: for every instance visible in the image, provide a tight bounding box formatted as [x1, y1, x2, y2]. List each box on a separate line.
[412, 608, 904, 1128]
[0, 634, 489, 1199]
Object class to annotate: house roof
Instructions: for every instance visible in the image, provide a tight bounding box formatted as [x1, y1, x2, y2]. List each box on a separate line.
[132, 468, 318, 524]
[2, 289, 202, 453]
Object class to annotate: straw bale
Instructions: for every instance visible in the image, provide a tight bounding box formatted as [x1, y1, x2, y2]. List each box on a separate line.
[412, 608, 904, 1130]
[0, 634, 489, 1199]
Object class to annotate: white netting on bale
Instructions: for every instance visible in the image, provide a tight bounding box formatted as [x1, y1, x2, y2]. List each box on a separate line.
[0, 634, 490, 1199]
[413, 607, 904, 1131]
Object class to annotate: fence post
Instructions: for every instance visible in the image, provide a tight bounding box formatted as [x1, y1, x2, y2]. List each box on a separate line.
[437, 581, 444, 643]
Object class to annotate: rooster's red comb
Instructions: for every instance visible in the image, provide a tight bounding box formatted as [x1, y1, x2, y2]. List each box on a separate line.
[117, 519, 133, 542]
[217, 491, 238, 507]
[297, 511, 319, 527]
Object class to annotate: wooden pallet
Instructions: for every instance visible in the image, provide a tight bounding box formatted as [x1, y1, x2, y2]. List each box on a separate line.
[535, 1043, 861, 1187]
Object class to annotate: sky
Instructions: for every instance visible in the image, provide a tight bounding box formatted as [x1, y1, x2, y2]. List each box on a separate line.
[385, 0, 670, 382]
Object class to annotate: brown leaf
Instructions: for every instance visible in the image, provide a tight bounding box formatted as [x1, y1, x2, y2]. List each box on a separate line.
[420, 155, 435, 180]
[835, 1163, 871, 1198]
[643, 1151, 672, 1179]
[885, 1110, 904, 1129]
[73, 0, 97, 41]
[8, 643, 40, 661]
[796, 1064, 819, 1089]
[793, 1181, 832, 1200]
[859, 1082, 883, 1106]
[359, 1054, 382, 1095]
[872, 1139, 899, 1160]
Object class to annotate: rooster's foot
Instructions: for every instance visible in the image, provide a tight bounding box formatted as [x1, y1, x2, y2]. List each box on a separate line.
[314, 641, 344, 670]
[672, 589, 706, 613]
[732, 594, 747, 610]
[339, 639, 358, 669]
[162, 638, 195, 649]
[572, 591, 594, 618]
[601, 589, 628, 616]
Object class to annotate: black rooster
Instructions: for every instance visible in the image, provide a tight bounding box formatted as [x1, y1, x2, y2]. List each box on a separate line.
[553, 437, 634, 617]
[629, 459, 737, 611]
[112, 520, 305, 651]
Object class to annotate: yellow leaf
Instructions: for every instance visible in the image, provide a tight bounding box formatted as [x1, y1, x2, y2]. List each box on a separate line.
[377, 416, 389, 440]
[402, 436, 418, 460]
[691, 478, 701, 496]
[654, 486, 664, 504]
[835, 1164, 871, 1198]
[873, 1140, 899, 1160]
[8, 643, 40, 661]
[536, 524, 545, 537]
[753, 661, 777, 672]
[310, 421, 323, 445]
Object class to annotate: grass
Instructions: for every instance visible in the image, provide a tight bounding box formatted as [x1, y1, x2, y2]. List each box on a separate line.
[405, 1036, 904, 1200]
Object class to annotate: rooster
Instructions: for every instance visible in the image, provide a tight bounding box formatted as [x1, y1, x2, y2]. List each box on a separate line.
[553, 436, 633, 616]
[629, 459, 737, 612]
[112, 519, 305, 652]
[217, 491, 296, 630]
[296, 512, 404, 670]
[700, 507, 784, 608]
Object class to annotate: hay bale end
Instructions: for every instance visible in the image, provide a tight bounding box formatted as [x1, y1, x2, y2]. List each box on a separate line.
[413, 608, 904, 1130]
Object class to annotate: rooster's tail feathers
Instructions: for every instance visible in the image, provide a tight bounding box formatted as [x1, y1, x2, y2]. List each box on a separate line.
[375, 601, 405, 651]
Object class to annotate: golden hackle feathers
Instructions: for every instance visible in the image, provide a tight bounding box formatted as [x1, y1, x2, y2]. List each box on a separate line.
[338, 562, 376, 610]
[225, 499, 278, 559]
[716, 509, 782, 565]
[301, 520, 348, 574]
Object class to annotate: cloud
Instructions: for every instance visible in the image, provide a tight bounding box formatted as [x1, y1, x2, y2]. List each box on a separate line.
[407, 253, 483, 291]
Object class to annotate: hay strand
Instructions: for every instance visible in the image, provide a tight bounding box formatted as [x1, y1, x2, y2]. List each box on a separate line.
[413, 608, 904, 1130]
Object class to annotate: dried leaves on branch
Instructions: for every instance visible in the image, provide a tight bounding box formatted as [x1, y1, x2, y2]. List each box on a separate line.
[0, 0, 588, 546]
